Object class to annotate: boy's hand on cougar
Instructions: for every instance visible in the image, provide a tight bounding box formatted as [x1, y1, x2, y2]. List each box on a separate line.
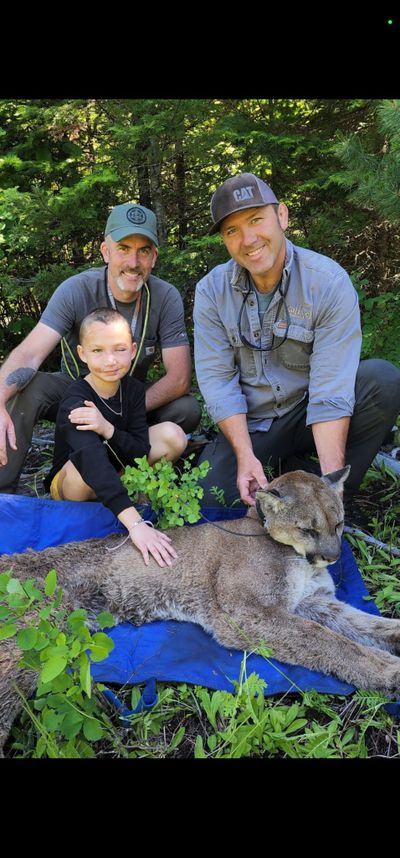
[129, 521, 178, 568]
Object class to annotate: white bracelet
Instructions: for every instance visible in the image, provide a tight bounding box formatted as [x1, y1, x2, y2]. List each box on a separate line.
[129, 519, 154, 532]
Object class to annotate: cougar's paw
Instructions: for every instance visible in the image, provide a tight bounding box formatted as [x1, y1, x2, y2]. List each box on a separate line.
[390, 639, 400, 657]
[383, 623, 400, 655]
[381, 667, 400, 698]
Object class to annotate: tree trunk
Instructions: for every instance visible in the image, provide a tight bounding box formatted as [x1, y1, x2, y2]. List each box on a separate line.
[175, 138, 187, 248]
[136, 141, 152, 209]
[148, 137, 167, 247]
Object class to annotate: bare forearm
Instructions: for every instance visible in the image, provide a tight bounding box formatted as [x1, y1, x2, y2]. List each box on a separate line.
[312, 417, 350, 474]
[145, 372, 190, 412]
[218, 413, 268, 504]
[146, 345, 192, 413]
[117, 506, 144, 530]
[0, 349, 40, 405]
[0, 323, 60, 406]
[0, 324, 60, 465]
[218, 413, 253, 460]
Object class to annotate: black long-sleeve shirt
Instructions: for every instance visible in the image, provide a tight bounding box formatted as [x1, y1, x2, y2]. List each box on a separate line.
[44, 375, 150, 517]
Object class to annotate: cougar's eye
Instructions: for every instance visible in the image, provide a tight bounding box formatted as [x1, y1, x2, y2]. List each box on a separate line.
[335, 521, 344, 533]
[299, 527, 318, 538]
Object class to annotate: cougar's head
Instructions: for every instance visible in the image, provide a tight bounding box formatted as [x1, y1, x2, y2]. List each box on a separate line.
[255, 467, 350, 567]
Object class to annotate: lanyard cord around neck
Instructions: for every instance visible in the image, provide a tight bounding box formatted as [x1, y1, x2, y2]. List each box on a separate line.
[60, 269, 152, 381]
[237, 274, 290, 352]
[130, 280, 150, 376]
[105, 268, 151, 377]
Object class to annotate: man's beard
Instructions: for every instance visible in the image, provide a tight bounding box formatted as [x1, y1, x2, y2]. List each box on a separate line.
[116, 274, 144, 293]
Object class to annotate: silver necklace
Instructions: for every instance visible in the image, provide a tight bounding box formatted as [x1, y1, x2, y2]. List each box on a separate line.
[96, 384, 123, 417]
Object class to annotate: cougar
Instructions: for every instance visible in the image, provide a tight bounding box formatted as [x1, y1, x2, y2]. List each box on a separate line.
[1, 467, 400, 754]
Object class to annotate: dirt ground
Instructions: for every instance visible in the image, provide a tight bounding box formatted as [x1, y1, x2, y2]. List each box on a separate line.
[15, 422, 55, 498]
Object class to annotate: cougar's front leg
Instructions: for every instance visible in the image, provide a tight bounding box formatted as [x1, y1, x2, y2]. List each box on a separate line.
[296, 593, 400, 654]
[210, 604, 400, 696]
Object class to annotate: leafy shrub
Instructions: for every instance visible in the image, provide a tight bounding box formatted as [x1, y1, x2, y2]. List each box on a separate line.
[0, 568, 116, 758]
[352, 271, 400, 364]
[121, 454, 210, 528]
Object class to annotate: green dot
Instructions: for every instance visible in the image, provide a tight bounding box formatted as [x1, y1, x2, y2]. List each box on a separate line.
[387, 19, 393, 25]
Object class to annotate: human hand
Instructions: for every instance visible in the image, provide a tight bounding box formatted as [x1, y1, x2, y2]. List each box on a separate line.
[0, 407, 17, 466]
[237, 453, 269, 506]
[69, 400, 114, 439]
[129, 521, 178, 568]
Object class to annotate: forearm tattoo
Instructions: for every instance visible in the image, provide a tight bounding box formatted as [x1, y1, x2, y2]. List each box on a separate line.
[6, 368, 37, 391]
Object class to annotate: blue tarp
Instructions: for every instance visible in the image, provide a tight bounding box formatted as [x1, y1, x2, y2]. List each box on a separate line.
[1, 493, 398, 716]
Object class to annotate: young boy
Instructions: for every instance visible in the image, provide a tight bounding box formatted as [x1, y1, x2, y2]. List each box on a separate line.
[44, 308, 187, 568]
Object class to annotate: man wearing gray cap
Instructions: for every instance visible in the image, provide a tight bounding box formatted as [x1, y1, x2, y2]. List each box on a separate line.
[194, 173, 400, 518]
[0, 202, 201, 493]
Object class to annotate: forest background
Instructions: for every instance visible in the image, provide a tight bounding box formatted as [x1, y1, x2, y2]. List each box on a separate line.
[2, 99, 400, 759]
[0, 97, 399, 377]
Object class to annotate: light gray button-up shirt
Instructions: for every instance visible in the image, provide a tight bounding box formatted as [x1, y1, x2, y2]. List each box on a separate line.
[193, 239, 361, 432]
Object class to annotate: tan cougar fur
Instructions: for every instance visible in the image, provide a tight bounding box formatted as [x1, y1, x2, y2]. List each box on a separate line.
[1, 467, 400, 754]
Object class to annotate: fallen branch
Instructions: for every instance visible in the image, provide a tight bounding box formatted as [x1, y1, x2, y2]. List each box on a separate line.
[344, 526, 400, 557]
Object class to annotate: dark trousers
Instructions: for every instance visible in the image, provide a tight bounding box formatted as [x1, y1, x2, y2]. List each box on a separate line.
[0, 371, 202, 492]
[197, 359, 400, 507]
[147, 395, 201, 434]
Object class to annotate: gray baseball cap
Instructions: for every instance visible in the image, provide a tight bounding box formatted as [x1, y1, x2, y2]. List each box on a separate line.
[105, 203, 159, 246]
[209, 173, 279, 235]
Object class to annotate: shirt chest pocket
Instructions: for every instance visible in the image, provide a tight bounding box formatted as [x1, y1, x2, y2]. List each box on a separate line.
[272, 323, 315, 369]
[134, 337, 158, 381]
[227, 327, 257, 378]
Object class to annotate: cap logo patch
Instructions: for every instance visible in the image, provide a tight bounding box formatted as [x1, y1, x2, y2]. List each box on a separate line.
[126, 206, 147, 225]
[233, 186, 255, 202]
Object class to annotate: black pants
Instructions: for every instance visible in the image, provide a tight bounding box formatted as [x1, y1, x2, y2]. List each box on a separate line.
[147, 394, 201, 434]
[0, 371, 202, 492]
[197, 359, 400, 507]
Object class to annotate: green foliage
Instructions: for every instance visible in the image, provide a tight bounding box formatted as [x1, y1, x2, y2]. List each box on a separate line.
[0, 568, 117, 758]
[0, 96, 398, 376]
[156, 234, 228, 303]
[3, 97, 400, 757]
[208, 485, 241, 508]
[209, 485, 229, 507]
[31, 263, 83, 303]
[351, 271, 400, 363]
[121, 454, 210, 528]
[334, 100, 400, 224]
[191, 655, 392, 759]
[347, 463, 400, 616]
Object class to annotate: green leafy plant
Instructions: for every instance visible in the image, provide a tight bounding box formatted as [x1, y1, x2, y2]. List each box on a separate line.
[209, 485, 228, 507]
[350, 272, 400, 365]
[0, 568, 116, 758]
[121, 454, 210, 528]
[345, 464, 400, 618]
[191, 662, 341, 759]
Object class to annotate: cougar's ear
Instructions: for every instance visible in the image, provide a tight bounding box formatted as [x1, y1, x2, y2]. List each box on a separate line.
[255, 488, 285, 515]
[321, 465, 351, 492]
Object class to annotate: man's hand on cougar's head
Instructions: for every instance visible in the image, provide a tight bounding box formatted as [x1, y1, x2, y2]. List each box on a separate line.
[0, 408, 17, 466]
[237, 453, 269, 506]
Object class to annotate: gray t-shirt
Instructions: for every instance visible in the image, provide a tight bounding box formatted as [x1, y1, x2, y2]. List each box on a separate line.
[41, 266, 189, 382]
[255, 283, 280, 325]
